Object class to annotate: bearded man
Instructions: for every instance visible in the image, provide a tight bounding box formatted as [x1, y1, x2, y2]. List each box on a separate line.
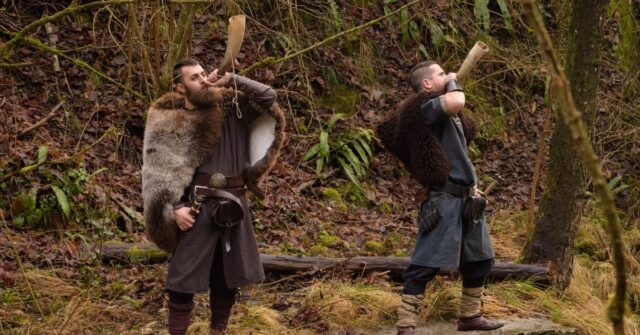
[142, 58, 285, 335]
[376, 61, 504, 334]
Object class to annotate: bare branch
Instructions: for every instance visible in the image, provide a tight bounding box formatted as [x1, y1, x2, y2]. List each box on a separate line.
[18, 101, 65, 138]
[240, 0, 421, 75]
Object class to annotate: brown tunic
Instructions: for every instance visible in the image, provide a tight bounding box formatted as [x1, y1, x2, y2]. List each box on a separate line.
[165, 80, 276, 293]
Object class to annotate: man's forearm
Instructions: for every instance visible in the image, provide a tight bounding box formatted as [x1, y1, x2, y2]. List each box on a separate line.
[231, 75, 277, 108]
[441, 79, 465, 115]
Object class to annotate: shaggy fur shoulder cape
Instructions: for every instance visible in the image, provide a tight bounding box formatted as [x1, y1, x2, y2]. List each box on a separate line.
[142, 89, 285, 252]
[375, 91, 477, 189]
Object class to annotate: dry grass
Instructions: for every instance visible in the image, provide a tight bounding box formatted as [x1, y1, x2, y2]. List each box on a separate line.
[487, 209, 530, 261]
[302, 281, 400, 330]
[1, 268, 153, 335]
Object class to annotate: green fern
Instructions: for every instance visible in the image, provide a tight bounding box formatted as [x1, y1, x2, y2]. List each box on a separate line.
[302, 114, 375, 185]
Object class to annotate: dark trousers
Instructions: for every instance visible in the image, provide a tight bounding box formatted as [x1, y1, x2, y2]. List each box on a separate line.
[167, 240, 237, 304]
[403, 258, 494, 295]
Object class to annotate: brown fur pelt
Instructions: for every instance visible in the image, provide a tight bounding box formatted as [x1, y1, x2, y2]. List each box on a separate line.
[376, 92, 477, 189]
[142, 88, 285, 253]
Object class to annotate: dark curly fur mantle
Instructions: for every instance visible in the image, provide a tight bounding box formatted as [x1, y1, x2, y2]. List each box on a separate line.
[142, 88, 285, 253]
[376, 92, 477, 189]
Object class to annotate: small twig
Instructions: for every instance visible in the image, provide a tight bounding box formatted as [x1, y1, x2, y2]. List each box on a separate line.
[18, 101, 64, 138]
[0, 62, 34, 68]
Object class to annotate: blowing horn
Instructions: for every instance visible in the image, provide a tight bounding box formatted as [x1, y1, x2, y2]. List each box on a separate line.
[456, 41, 489, 80]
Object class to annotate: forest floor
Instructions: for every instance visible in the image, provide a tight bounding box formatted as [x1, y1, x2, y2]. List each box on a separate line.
[1, 209, 638, 334]
[1, 1, 640, 334]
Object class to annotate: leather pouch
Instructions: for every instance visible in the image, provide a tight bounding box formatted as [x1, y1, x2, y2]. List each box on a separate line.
[462, 196, 486, 226]
[417, 200, 441, 235]
[210, 197, 244, 228]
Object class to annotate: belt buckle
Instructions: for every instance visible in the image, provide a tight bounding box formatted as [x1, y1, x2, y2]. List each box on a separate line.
[209, 173, 227, 189]
[193, 185, 207, 197]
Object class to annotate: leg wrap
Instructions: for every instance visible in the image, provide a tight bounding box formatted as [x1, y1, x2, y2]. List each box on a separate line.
[395, 294, 424, 328]
[458, 286, 483, 318]
[168, 301, 195, 335]
[210, 289, 237, 331]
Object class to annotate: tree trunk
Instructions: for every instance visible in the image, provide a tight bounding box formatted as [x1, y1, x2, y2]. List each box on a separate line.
[522, 0, 607, 290]
[100, 242, 551, 284]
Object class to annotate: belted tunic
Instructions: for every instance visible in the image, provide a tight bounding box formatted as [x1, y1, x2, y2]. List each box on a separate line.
[142, 77, 285, 293]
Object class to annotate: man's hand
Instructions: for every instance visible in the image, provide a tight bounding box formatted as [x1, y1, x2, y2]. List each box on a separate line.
[445, 72, 458, 83]
[206, 69, 232, 87]
[174, 206, 195, 231]
[473, 185, 489, 206]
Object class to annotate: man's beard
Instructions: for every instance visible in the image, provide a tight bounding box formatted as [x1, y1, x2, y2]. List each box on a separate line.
[185, 87, 216, 108]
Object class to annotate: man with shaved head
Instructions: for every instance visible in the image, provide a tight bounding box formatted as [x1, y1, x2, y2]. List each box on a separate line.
[377, 61, 504, 334]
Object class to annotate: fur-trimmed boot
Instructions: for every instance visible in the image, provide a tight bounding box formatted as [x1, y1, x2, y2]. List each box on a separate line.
[168, 301, 195, 335]
[395, 294, 424, 335]
[457, 286, 504, 331]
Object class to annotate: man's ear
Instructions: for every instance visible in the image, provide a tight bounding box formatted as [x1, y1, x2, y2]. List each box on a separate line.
[175, 82, 185, 94]
[421, 78, 431, 91]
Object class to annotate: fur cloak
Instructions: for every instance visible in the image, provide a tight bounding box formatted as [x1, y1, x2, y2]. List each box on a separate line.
[142, 88, 285, 253]
[376, 92, 477, 189]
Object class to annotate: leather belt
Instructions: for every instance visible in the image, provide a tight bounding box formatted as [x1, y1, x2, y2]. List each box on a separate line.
[432, 181, 474, 198]
[192, 172, 265, 200]
[193, 186, 246, 198]
[193, 172, 246, 189]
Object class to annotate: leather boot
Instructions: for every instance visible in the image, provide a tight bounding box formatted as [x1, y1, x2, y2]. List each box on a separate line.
[457, 313, 505, 331]
[209, 329, 226, 335]
[168, 301, 194, 335]
[456, 286, 504, 331]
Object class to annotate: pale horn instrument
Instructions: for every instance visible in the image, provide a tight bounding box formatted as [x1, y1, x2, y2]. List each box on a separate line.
[218, 15, 246, 75]
[456, 41, 489, 80]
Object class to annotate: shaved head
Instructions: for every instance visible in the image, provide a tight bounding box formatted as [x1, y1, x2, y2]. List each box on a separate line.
[408, 61, 438, 92]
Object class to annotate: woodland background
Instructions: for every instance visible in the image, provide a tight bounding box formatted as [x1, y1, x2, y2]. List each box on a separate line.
[0, 0, 639, 334]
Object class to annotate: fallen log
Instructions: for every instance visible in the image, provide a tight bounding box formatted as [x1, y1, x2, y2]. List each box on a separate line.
[100, 242, 551, 284]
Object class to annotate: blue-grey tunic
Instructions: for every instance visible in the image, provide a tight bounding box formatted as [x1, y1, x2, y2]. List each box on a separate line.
[409, 97, 494, 268]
